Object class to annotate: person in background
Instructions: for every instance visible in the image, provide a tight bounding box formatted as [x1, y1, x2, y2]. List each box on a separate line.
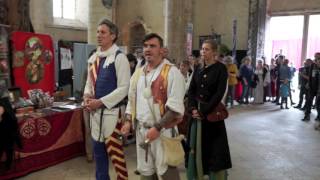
[83, 19, 131, 180]
[302, 53, 320, 127]
[163, 46, 174, 63]
[188, 55, 197, 73]
[0, 54, 22, 171]
[273, 55, 284, 104]
[286, 60, 296, 105]
[270, 58, 277, 101]
[280, 79, 290, 109]
[0, 82, 22, 170]
[218, 54, 225, 64]
[180, 60, 193, 94]
[135, 48, 146, 70]
[225, 56, 238, 108]
[239, 56, 253, 104]
[263, 63, 271, 102]
[127, 53, 138, 75]
[295, 59, 312, 109]
[253, 59, 264, 104]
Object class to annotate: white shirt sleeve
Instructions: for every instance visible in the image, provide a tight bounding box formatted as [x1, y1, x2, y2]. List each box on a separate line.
[165, 66, 185, 115]
[125, 74, 136, 115]
[83, 56, 95, 97]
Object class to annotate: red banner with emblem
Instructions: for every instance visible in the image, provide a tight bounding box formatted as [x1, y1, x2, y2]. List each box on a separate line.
[11, 31, 55, 97]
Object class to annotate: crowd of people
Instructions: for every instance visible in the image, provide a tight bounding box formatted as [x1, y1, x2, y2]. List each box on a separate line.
[1, 17, 319, 180]
[82, 19, 232, 180]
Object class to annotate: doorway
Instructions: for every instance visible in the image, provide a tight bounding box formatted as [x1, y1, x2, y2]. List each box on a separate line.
[265, 14, 320, 68]
[265, 15, 304, 67]
[306, 14, 320, 59]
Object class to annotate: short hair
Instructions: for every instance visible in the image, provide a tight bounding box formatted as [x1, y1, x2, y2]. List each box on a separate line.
[126, 53, 137, 63]
[180, 60, 190, 66]
[98, 18, 119, 43]
[224, 56, 233, 63]
[142, 33, 164, 47]
[242, 56, 251, 63]
[202, 39, 218, 51]
[277, 55, 285, 60]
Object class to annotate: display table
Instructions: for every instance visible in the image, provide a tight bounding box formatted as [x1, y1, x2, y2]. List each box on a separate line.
[0, 108, 85, 180]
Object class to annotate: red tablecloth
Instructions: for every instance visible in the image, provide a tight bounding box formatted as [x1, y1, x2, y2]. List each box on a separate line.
[0, 108, 85, 180]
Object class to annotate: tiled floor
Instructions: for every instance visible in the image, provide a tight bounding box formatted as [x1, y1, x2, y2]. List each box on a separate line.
[17, 102, 320, 180]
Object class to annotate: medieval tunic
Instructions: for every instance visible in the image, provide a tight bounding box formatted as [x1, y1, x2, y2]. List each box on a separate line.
[126, 59, 185, 176]
[84, 44, 131, 142]
[188, 62, 232, 175]
[83, 44, 131, 180]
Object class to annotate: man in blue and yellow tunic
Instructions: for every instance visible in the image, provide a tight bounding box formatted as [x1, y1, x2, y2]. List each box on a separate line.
[83, 19, 131, 180]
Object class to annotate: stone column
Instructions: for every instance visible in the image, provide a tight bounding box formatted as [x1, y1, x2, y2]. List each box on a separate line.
[247, 0, 267, 64]
[164, 0, 192, 64]
[88, 0, 112, 44]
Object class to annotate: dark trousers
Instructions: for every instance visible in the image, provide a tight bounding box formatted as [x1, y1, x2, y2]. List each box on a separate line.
[281, 97, 288, 108]
[297, 87, 307, 106]
[263, 84, 271, 102]
[0, 97, 22, 169]
[240, 83, 249, 103]
[225, 85, 235, 106]
[275, 80, 281, 102]
[304, 92, 320, 118]
[93, 139, 110, 180]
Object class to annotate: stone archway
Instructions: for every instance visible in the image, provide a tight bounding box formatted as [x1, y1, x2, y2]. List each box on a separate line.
[128, 23, 145, 53]
[121, 18, 151, 53]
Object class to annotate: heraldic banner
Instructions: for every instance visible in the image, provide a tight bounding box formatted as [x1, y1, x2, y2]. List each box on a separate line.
[11, 31, 55, 97]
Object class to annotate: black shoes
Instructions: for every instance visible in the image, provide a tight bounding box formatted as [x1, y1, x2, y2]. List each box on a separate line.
[294, 105, 301, 109]
[302, 115, 310, 121]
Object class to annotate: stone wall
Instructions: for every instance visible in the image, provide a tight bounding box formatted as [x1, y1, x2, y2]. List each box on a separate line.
[116, 0, 164, 42]
[193, 0, 249, 50]
[270, 0, 320, 13]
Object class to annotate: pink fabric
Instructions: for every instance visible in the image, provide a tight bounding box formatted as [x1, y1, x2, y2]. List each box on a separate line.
[307, 37, 320, 59]
[271, 39, 302, 68]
